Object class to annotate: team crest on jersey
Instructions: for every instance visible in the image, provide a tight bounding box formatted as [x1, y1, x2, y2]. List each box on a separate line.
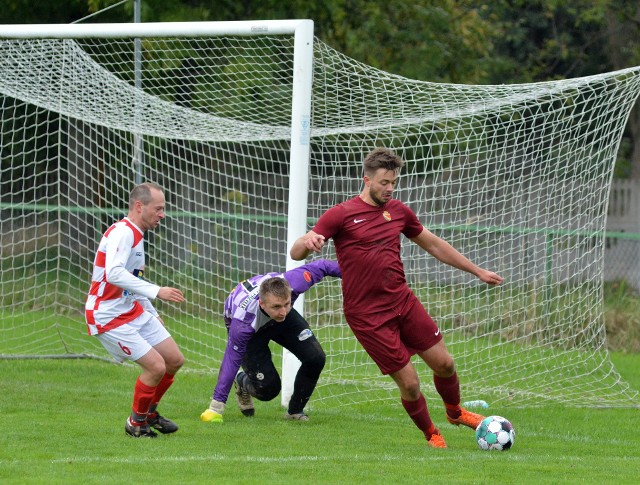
[383, 211, 392, 221]
[303, 271, 312, 283]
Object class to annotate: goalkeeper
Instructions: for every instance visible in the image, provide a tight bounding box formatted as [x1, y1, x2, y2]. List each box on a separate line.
[200, 259, 341, 422]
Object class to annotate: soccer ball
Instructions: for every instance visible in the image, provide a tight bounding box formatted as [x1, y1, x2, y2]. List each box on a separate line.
[475, 415, 515, 451]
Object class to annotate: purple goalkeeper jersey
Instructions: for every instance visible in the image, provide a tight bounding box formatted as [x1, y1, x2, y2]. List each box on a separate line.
[213, 259, 341, 403]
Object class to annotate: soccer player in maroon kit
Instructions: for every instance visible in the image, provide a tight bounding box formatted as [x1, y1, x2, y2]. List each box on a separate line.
[290, 147, 504, 448]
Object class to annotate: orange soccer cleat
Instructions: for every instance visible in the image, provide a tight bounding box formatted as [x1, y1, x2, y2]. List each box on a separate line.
[427, 429, 447, 449]
[446, 407, 485, 430]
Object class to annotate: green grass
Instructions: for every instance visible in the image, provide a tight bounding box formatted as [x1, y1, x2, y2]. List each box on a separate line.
[1, 308, 638, 410]
[1, 275, 639, 483]
[0, 354, 638, 484]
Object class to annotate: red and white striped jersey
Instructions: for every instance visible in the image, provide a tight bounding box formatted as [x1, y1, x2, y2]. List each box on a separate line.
[85, 217, 160, 335]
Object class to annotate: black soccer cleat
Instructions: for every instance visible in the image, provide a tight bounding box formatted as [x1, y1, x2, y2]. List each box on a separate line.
[235, 371, 255, 417]
[147, 412, 179, 434]
[125, 418, 158, 438]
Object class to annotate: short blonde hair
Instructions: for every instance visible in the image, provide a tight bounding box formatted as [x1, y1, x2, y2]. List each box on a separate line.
[259, 277, 291, 300]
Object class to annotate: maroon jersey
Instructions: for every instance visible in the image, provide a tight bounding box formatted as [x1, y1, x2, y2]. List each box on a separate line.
[313, 196, 424, 315]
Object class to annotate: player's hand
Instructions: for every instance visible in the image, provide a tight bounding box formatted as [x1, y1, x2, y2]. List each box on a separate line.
[200, 399, 225, 423]
[200, 409, 223, 423]
[304, 233, 326, 253]
[157, 287, 186, 302]
[477, 270, 504, 286]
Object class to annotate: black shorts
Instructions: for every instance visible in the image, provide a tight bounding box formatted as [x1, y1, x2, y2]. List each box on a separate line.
[242, 308, 324, 374]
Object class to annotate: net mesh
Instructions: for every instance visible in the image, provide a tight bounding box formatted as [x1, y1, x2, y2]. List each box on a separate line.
[1, 31, 639, 408]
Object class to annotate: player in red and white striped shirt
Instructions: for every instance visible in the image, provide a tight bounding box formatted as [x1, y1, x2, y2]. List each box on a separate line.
[85, 182, 186, 438]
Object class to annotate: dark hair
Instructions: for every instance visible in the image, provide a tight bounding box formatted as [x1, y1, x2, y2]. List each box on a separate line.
[259, 277, 291, 300]
[363, 148, 405, 177]
[129, 182, 163, 209]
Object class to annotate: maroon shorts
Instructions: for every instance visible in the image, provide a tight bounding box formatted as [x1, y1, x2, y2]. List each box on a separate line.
[345, 294, 443, 375]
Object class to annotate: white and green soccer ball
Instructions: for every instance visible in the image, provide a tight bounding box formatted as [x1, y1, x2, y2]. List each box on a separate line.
[475, 415, 515, 451]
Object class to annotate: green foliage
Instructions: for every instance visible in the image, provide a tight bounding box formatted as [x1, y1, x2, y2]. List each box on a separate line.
[70, 1, 640, 178]
[4, 1, 640, 176]
[479, 0, 612, 83]
[603, 280, 640, 352]
[0, 356, 638, 484]
[4, 1, 639, 85]
[0, 0, 89, 23]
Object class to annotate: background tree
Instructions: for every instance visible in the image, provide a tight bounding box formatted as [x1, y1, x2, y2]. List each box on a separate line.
[1, 0, 89, 23]
[478, 0, 640, 177]
[602, 1, 640, 177]
[4, 0, 640, 176]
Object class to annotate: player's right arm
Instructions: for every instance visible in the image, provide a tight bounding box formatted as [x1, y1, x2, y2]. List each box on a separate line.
[208, 284, 259, 419]
[290, 205, 344, 260]
[205, 330, 245, 422]
[290, 230, 326, 260]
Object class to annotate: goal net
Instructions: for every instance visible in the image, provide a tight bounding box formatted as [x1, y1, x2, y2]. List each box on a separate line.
[1, 21, 639, 408]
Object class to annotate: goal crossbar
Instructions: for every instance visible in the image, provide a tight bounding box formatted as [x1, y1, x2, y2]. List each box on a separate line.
[0, 20, 311, 39]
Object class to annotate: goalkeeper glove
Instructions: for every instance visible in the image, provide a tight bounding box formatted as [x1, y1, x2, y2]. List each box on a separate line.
[200, 399, 225, 423]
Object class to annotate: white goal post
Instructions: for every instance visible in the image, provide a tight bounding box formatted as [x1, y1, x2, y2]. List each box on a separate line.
[1, 21, 639, 410]
[0, 19, 312, 407]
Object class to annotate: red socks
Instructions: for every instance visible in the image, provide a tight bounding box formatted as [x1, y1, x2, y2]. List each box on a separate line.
[401, 373, 464, 437]
[131, 373, 176, 422]
[151, 372, 175, 411]
[401, 393, 437, 438]
[433, 372, 462, 419]
[131, 377, 156, 423]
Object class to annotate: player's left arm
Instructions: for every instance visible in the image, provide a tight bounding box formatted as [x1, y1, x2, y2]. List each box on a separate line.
[212, 320, 253, 404]
[285, 259, 342, 301]
[411, 228, 503, 285]
[105, 226, 160, 299]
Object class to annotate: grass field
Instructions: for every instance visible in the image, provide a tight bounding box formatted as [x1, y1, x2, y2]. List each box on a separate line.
[0, 352, 638, 484]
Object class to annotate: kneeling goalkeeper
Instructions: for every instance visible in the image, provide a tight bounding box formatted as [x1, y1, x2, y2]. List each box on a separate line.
[201, 259, 341, 422]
